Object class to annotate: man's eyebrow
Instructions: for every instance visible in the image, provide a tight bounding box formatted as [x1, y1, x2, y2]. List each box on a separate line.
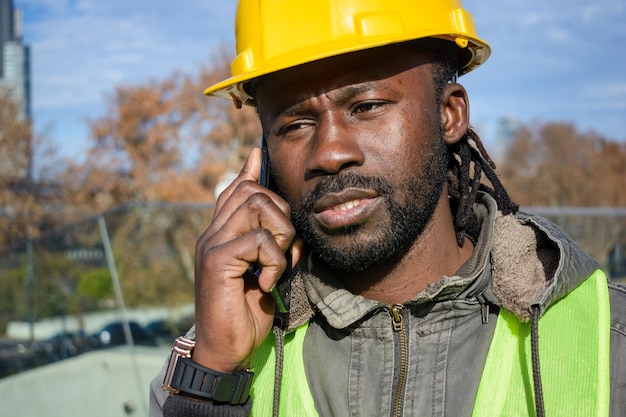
[280, 102, 307, 118]
[273, 81, 382, 118]
[329, 82, 382, 103]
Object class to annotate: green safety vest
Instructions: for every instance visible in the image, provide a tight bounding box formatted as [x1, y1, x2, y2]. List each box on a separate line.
[249, 270, 610, 417]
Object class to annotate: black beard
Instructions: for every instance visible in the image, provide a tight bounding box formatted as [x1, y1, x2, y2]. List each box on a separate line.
[290, 140, 448, 272]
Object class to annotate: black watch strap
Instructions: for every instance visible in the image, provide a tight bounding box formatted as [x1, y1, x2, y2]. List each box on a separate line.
[170, 357, 253, 405]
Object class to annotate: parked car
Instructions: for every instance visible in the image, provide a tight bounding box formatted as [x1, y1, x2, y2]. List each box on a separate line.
[91, 321, 156, 348]
[37, 331, 87, 360]
[144, 319, 177, 346]
[145, 315, 194, 347]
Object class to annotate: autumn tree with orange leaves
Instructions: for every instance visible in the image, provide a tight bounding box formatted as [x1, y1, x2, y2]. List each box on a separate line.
[500, 123, 626, 207]
[499, 122, 626, 269]
[60, 50, 261, 216]
[0, 88, 41, 249]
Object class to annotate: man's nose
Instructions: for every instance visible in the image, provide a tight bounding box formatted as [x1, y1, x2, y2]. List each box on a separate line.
[305, 116, 365, 177]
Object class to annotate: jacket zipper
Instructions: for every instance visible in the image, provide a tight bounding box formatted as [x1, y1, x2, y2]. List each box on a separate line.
[476, 291, 490, 324]
[390, 304, 408, 417]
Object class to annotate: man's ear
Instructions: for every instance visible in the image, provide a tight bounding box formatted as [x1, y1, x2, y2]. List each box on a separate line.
[439, 83, 469, 145]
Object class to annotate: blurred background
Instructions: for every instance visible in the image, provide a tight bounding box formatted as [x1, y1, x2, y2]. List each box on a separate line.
[1, 1, 625, 416]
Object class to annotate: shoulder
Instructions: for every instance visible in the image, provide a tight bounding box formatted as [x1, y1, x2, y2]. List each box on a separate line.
[609, 281, 626, 336]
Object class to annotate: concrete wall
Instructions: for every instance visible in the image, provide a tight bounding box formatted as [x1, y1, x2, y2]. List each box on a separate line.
[0, 346, 169, 417]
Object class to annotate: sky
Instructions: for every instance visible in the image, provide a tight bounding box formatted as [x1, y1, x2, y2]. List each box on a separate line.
[14, 0, 626, 162]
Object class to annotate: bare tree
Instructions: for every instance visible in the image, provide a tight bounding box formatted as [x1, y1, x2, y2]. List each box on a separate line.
[500, 122, 626, 268]
[0, 89, 38, 248]
[63, 47, 261, 213]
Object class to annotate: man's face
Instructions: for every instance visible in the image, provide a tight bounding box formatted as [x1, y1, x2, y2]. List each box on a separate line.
[256, 45, 448, 272]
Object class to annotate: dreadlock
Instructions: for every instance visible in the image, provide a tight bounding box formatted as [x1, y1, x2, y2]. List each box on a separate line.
[447, 128, 519, 246]
[426, 38, 519, 246]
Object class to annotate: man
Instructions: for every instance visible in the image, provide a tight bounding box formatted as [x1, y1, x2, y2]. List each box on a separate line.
[151, 1, 626, 416]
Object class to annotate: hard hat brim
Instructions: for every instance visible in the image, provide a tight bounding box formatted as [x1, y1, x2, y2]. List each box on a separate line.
[204, 35, 490, 104]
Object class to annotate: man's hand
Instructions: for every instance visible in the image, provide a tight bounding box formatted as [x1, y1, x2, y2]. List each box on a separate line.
[191, 147, 300, 373]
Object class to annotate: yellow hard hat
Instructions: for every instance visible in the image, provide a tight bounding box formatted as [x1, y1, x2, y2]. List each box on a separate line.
[205, 0, 490, 107]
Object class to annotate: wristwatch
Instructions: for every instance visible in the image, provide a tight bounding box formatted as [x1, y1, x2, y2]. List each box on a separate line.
[162, 336, 253, 405]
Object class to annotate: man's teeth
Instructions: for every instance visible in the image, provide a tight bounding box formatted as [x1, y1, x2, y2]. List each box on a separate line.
[332, 199, 361, 211]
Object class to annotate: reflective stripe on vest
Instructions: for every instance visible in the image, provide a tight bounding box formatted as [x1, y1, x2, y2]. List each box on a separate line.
[250, 270, 610, 417]
[473, 269, 611, 417]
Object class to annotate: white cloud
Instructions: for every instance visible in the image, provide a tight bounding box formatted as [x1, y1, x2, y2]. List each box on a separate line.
[19, 0, 236, 112]
[18, 0, 71, 13]
[545, 27, 575, 43]
[581, 81, 626, 106]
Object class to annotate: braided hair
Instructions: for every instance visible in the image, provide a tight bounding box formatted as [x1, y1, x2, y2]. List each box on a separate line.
[447, 129, 519, 246]
[428, 39, 519, 246]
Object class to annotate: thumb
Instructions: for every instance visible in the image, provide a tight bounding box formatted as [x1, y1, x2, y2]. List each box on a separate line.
[290, 237, 305, 269]
[238, 147, 262, 183]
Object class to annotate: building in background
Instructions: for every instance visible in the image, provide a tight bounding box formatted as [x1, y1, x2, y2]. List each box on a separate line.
[1, 0, 30, 120]
[0, 0, 32, 182]
[492, 115, 522, 163]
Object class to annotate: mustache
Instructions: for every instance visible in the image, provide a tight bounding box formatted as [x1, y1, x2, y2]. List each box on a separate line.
[300, 171, 393, 212]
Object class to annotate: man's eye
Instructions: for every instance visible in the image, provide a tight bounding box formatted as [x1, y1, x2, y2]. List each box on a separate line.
[353, 101, 385, 114]
[277, 121, 308, 136]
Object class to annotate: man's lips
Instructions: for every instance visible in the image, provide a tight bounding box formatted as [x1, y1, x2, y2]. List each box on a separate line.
[313, 188, 379, 212]
[328, 199, 362, 212]
[312, 188, 382, 230]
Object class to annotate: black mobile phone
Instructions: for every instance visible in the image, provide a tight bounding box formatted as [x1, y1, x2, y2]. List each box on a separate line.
[257, 135, 288, 313]
[259, 136, 272, 190]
